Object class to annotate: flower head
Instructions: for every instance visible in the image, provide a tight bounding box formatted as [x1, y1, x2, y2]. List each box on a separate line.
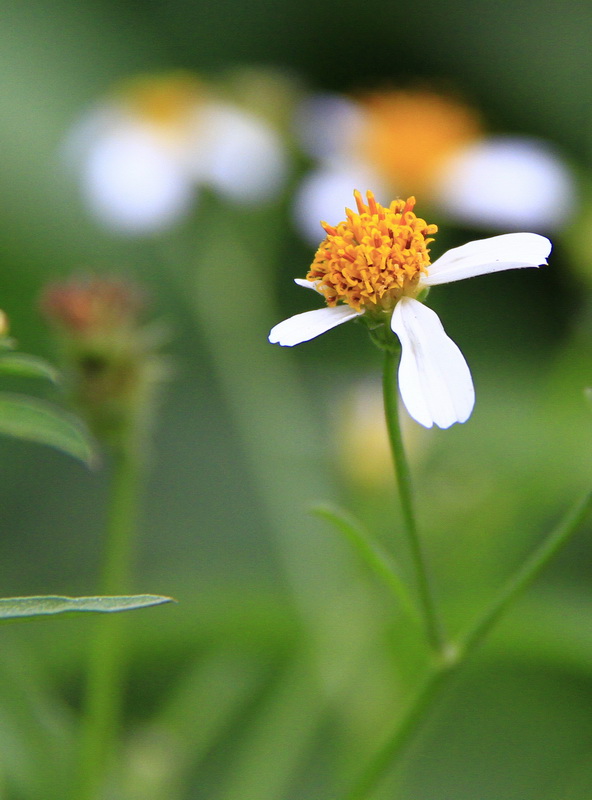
[270, 191, 552, 429]
[307, 191, 437, 313]
[66, 71, 289, 234]
[293, 88, 575, 241]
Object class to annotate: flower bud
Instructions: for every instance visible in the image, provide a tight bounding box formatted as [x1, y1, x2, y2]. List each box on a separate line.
[41, 275, 167, 449]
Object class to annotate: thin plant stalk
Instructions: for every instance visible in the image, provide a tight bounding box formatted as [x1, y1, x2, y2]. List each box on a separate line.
[76, 441, 142, 800]
[382, 349, 445, 654]
[344, 487, 592, 800]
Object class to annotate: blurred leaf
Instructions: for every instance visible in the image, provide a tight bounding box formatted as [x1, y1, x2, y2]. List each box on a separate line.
[0, 594, 174, 623]
[0, 645, 75, 800]
[313, 504, 419, 622]
[217, 657, 322, 800]
[0, 391, 96, 465]
[0, 352, 60, 382]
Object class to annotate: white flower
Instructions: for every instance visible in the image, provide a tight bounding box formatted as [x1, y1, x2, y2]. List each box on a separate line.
[269, 191, 551, 429]
[65, 74, 289, 234]
[292, 89, 575, 238]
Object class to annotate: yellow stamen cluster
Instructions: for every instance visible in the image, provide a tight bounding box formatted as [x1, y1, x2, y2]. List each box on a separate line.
[307, 191, 438, 313]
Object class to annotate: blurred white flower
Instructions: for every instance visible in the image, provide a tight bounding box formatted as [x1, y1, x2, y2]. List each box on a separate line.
[66, 73, 289, 234]
[293, 89, 576, 238]
[271, 190, 551, 429]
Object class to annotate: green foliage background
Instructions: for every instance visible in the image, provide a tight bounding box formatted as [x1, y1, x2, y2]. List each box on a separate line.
[1, 1, 592, 798]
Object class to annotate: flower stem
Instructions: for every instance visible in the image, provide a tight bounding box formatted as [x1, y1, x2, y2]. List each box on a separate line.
[343, 487, 592, 800]
[382, 349, 445, 654]
[457, 487, 592, 657]
[75, 442, 142, 800]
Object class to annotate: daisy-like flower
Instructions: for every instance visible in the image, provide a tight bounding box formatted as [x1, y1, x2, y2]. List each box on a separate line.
[293, 89, 575, 242]
[66, 72, 288, 234]
[270, 190, 552, 429]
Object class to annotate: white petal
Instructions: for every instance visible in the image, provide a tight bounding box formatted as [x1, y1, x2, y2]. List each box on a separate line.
[293, 93, 365, 160]
[81, 125, 194, 234]
[423, 232, 551, 286]
[391, 298, 475, 429]
[292, 161, 389, 245]
[294, 278, 320, 290]
[189, 102, 288, 203]
[432, 136, 575, 231]
[269, 306, 362, 346]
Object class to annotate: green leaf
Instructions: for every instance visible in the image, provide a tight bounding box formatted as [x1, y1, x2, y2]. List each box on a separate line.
[313, 504, 419, 622]
[0, 392, 96, 465]
[0, 352, 60, 383]
[0, 594, 175, 622]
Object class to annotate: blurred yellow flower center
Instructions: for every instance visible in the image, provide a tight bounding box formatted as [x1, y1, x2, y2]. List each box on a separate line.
[356, 90, 482, 195]
[307, 191, 437, 313]
[118, 73, 203, 131]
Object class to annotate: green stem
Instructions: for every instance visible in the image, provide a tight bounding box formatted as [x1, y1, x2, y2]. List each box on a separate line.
[457, 488, 592, 657]
[382, 349, 445, 654]
[344, 660, 455, 800]
[343, 488, 592, 800]
[75, 443, 142, 800]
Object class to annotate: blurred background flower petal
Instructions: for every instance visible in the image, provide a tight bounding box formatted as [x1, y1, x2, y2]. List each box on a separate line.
[294, 92, 365, 161]
[293, 161, 388, 244]
[81, 125, 194, 234]
[432, 136, 576, 231]
[192, 102, 289, 204]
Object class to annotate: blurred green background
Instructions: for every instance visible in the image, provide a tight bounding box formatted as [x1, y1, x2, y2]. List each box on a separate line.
[1, 1, 592, 798]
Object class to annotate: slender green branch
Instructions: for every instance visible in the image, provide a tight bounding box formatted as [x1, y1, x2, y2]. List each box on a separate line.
[344, 659, 455, 800]
[342, 488, 592, 800]
[458, 488, 592, 657]
[76, 443, 142, 800]
[382, 350, 445, 654]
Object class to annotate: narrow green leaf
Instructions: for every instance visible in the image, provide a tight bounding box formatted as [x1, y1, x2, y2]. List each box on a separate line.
[0, 594, 175, 622]
[313, 504, 419, 622]
[0, 392, 96, 466]
[0, 353, 60, 383]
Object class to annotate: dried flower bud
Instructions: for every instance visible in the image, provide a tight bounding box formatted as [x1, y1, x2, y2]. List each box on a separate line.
[41, 275, 167, 449]
[41, 276, 145, 337]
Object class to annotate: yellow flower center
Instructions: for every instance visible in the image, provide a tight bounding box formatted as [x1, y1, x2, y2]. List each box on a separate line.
[116, 73, 204, 133]
[306, 191, 438, 314]
[355, 90, 482, 195]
